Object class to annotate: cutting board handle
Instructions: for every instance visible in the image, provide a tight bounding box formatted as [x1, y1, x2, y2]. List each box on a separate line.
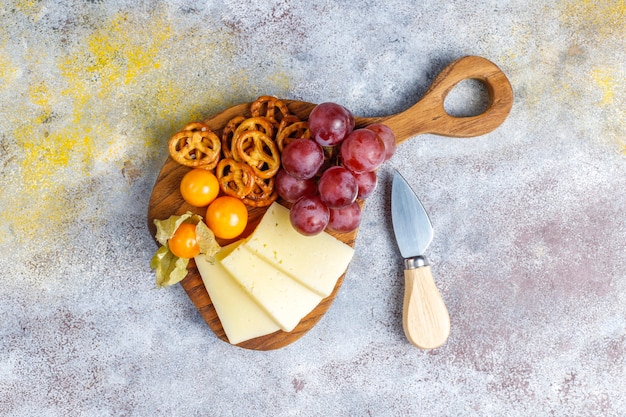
[362, 56, 514, 144]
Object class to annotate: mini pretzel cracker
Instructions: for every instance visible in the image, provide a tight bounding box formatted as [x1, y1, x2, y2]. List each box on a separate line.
[242, 175, 278, 207]
[276, 118, 310, 152]
[233, 116, 275, 142]
[233, 130, 280, 179]
[250, 95, 290, 127]
[277, 114, 301, 132]
[216, 158, 255, 198]
[221, 115, 245, 159]
[168, 122, 221, 169]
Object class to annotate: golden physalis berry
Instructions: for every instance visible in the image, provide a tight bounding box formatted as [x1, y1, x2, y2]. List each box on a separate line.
[205, 196, 248, 240]
[180, 168, 220, 207]
[168, 222, 200, 258]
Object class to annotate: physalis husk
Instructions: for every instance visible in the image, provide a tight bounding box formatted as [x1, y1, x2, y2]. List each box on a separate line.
[150, 212, 221, 288]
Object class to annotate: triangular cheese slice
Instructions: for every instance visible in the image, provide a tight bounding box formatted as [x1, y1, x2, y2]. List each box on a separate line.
[221, 243, 322, 332]
[243, 202, 354, 298]
[195, 242, 281, 344]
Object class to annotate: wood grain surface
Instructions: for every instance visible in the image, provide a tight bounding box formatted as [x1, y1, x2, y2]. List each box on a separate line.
[146, 55, 513, 350]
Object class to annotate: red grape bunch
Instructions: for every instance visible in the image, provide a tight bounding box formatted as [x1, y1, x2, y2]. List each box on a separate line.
[276, 102, 396, 236]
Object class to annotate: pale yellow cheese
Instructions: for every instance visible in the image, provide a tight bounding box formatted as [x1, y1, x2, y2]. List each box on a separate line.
[194, 242, 281, 344]
[221, 244, 323, 332]
[243, 202, 354, 298]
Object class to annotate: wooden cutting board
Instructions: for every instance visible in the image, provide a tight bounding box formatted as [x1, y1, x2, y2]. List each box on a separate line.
[146, 55, 513, 350]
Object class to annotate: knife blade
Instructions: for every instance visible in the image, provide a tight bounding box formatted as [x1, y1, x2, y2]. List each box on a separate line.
[391, 170, 450, 349]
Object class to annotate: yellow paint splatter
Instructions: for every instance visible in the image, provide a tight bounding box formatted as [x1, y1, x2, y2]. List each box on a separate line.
[0, 52, 19, 91]
[555, 0, 626, 155]
[85, 12, 170, 89]
[59, 11, 173, 119]
[590, 68, 616, 106]
[28, 81, 53, 123]
[12, 0, 42, 19]
[5, 8, 180, 242]
[3, 5, 295, 246]
[561, 0, 626, 40]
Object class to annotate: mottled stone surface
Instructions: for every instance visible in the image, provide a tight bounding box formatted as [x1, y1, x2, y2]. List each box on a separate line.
[1, 1, 625, 416]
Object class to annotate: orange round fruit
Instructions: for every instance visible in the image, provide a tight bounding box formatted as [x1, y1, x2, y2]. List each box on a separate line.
[205, 196, 248, 239]
[168, 222, 200, 258]
[180, 168, 220, 207]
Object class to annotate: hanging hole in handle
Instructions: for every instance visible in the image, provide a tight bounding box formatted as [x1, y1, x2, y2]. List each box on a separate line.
[443, 78, 491, 117]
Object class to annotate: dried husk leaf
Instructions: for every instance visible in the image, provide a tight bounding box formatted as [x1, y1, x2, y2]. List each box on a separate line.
[151, 212, 222, 288]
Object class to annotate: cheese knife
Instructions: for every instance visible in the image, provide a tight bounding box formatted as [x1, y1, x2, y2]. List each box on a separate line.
[391, 170, 450, 349]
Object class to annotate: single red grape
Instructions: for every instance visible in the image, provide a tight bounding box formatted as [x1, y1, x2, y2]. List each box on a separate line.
[308, 102, 355, 147]
[276, 169, 318, 203]
[289, 195, 330, 236]
[353, 170, 378, 198]
[318, 166, 358, 209]
[365, 123, 396, 161]
[281, 138, 324, 180]
[339, 128, 386, 173]
[327, 201, 362, 233]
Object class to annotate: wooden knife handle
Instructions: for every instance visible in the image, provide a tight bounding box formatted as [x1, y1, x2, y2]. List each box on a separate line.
[402, 265, 450, 349]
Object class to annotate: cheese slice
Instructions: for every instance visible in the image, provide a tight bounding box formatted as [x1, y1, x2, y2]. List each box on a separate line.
[221, 243, 323, 332]
[243, 202, 354, 298]
[195, 242, 281, 344]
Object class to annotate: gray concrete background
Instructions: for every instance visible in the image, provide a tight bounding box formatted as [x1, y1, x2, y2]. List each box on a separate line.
[1, 1, 625, 416]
